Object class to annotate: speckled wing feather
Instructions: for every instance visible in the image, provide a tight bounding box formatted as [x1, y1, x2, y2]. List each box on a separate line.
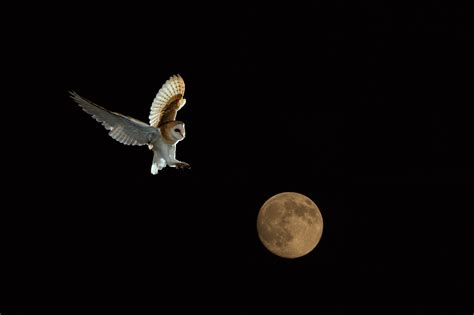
[149, 74, 186, 127]
[70, 91, 158, 146]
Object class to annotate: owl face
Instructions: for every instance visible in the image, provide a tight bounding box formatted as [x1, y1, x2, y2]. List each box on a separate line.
[160, 121, 186, 144]
[171, 122, 185, 141]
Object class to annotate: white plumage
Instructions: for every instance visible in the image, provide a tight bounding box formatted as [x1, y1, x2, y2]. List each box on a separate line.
[70, 74, 191, 175]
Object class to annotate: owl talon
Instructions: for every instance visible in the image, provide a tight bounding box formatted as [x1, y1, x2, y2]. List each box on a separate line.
[175, 162, 191, 170]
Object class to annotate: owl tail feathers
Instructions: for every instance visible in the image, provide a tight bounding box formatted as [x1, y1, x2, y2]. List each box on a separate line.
[151, 152, 160, 175]
[151, 163, 159, 175]
[151, 151, 165, 175]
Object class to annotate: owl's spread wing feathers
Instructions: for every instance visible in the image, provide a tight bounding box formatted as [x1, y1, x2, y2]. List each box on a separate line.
[149, 74, 186, 127]
[70, 91, 158, 146]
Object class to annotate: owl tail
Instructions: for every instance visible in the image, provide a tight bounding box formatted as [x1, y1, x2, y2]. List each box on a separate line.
[151, 152, 160, 175]
[151, 151, 165, 175]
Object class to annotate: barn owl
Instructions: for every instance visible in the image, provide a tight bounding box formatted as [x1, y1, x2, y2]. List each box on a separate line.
[70, 74, 190, 175]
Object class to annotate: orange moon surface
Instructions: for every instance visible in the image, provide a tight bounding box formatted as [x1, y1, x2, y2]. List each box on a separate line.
[257, 192, 323, 258]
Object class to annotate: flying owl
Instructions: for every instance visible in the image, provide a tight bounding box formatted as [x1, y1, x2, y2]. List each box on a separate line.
[70, 74, 190, 175]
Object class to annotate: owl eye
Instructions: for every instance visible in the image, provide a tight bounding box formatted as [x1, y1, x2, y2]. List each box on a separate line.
[174, 128, 180, 133]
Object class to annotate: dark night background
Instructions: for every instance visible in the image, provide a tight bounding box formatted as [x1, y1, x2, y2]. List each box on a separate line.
[2, 2, 472, 314]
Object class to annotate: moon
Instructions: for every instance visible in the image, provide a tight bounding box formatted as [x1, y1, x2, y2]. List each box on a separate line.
[256, 192, 323, 259]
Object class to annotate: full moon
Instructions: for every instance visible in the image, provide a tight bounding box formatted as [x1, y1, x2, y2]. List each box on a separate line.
[257, 192, 323, 259]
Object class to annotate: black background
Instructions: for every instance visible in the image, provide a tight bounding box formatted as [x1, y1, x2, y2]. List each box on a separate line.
[2, 2, 472, 314]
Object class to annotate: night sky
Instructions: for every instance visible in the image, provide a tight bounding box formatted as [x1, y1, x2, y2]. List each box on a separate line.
[3, 3, 472, 314]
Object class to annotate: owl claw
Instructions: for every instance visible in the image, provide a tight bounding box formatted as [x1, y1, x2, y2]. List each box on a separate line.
[175, 162, 191, 170]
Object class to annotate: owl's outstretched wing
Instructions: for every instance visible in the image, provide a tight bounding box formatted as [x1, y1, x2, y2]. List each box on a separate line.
[149, 74, 186, 128]
[70, 91, 159, 146]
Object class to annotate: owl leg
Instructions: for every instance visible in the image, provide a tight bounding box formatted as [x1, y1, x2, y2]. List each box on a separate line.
[167, 160, 191, 169]
[166, 146, 191, 169]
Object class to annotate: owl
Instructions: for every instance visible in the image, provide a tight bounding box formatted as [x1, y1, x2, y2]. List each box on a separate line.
[70, 74, 191, 175]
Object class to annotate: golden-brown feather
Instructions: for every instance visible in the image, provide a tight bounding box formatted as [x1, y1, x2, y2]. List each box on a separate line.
[149, 74, 186, 127]
[159, 121, 185, 145]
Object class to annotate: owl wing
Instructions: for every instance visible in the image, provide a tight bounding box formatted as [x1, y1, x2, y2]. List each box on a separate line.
[149, 74, 186, 128]
[70, 91, 159, 146]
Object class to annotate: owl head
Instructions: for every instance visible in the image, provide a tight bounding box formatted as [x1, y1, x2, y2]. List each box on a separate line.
[172, 121, 186, 141]
[161, 121, 186, 143]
